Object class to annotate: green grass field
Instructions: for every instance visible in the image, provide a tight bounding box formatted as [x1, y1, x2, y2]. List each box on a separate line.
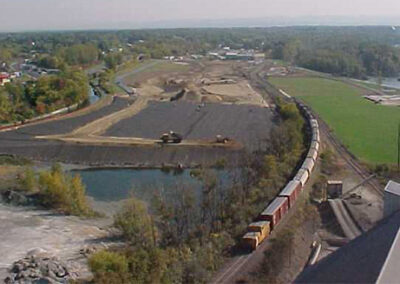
[269, 77, 399, 164]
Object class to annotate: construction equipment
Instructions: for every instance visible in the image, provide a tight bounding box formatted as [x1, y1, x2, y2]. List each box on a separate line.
[216, 135, 230, 144]
[160, 131, 182, 144]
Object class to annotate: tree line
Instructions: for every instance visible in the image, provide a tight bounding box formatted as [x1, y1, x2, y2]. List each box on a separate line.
[2, 26, 400, 78]
[87, 100, 308, 283]
[0, 69, 89, 123]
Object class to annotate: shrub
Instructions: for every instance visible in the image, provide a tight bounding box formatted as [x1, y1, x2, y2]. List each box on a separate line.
[37, 163, 96, 216]
[19, 166, 37, 192]
[89, 250, 130, 284]
[114, 197, 155, 247]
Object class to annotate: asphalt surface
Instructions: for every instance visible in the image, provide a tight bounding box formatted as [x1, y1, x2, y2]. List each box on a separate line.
[105, 101, 274, 152]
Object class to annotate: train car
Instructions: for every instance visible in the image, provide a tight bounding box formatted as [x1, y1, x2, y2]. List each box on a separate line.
[294, 169, 309, 187]
[307, 147, 318, 162]
[310, 119, 318, 128]
[312, 128, 320, 143]
[305, 109, 313, 120]
[279, 180, 302, 208]
[258, 197, 289, 230]
[310, 140, 320, 152]
[242, 232, 261, 250]
[301, 158, 315, 175]
[248, 221, 271, 243]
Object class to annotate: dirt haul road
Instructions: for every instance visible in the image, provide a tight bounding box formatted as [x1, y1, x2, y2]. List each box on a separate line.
[38, 97, 149, 138]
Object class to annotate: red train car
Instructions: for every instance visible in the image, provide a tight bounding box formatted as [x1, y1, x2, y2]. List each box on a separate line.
[258, 197, 289, 230]
[279, 180, 302, 208]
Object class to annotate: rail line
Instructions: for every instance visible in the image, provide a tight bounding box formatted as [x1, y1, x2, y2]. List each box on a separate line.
[212, 66, 315, 283]
[211, 254, 253, 284]
[317, 116, 384, 197]
[251, 66, 384, 198]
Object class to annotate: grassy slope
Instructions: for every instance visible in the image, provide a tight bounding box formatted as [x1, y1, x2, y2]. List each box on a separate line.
[269, 77, 399, 164]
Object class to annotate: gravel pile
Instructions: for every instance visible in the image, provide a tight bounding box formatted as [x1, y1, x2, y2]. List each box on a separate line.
[4, 252, 73, 284]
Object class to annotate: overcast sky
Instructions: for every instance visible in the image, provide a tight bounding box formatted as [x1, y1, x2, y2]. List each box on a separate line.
[1, 0, 400, 32]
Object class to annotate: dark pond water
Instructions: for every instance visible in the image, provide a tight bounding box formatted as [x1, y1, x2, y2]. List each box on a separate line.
[89, 87, 100, 104]
[72, 168, 235, 203]
[367, 77, 400, 89]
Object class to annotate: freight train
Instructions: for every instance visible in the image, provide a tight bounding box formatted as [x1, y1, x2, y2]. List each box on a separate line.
[0, 102, 81, 132]
[242, 102, 320, 250]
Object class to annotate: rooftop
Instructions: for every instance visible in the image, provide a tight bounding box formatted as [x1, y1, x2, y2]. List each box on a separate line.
[296, 211, 400, 283]
[385, 180, 400, 196]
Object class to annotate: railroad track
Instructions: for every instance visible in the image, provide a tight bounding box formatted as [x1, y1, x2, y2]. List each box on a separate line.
[211, 253, 253, 284]
[212, 64, 383, 284]
[317, 117, 384, 197]
[250, 65, 384, 197]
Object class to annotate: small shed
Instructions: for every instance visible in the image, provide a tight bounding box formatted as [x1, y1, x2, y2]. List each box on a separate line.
[327, 180, 343, 198]
[384, 180, 400, 218]
[259, 197, 289, 229]
[279, 180, 302, 208]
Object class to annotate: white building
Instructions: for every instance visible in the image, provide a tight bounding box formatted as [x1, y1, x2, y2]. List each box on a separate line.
[384, 180, 400, 218]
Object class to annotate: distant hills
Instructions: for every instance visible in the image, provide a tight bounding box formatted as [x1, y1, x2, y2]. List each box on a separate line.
[1, 15, 400, 33]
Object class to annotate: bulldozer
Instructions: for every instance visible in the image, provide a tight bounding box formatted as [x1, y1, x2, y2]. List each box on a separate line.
[160, 131, 183, 144]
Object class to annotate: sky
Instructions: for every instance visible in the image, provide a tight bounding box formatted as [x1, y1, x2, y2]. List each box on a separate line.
[1, 0, 400, 32]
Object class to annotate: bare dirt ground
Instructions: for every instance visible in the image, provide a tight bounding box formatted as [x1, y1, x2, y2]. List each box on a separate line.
[0, 203, 112, 281]
[124, 60, 269, 106]
[0, 60, 274, 167]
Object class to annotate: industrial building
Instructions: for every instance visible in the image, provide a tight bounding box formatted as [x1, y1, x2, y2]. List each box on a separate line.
[296, 209, 400, 283]
[384, 180, 400, 218]
[296, 180, 400, 283]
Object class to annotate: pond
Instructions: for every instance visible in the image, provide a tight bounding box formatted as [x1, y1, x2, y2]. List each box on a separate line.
[367, 76, 400, 89]
[72, 168, 235, 204]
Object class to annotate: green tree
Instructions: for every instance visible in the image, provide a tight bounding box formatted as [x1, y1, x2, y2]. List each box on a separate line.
[89, 250, 130, 284]
[114, 197, 155, 247]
